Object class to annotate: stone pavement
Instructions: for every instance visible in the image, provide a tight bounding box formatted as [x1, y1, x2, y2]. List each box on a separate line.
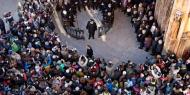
[56, 9, 152, 64]
[0, 0, 152, 64]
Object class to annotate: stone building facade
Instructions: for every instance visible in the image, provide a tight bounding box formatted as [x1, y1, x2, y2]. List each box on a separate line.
[155, 0, 190, 57]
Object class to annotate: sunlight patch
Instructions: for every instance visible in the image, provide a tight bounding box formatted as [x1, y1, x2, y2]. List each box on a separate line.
[101, 35, 107, 42]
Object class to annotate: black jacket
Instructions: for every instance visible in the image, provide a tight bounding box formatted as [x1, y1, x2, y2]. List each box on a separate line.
[86, 21, 97, 33]
[0, 18, 5, 29]
[87, 48, 93, 58]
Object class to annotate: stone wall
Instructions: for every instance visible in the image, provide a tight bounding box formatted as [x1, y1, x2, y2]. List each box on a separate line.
[154, 0, 174, 32]
[160, 0, 190, 57]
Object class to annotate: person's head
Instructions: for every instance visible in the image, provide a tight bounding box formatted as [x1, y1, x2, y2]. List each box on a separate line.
[133, 4, 137, 8]
[158, 39, 163, 44]
[90, 19, 94, 24]
[155, 37, 158, 41]
[108, 12, 111, 16]
[108, 3, 112, 8]
[90, 19, 94, 21]
[122, 71, 126, 76]
[62, 10, 67, 15]
[87, 45, 91, 49]
[139, 3, 143, 7]
[146, 25, 149, 29]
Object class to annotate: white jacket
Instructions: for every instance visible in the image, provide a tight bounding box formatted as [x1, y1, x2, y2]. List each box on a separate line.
[78, 55, 88, 68]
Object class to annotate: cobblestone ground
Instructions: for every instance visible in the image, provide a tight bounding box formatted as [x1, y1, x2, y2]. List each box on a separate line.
[0, 0, 152, 64]
[57, 9, 152, 64]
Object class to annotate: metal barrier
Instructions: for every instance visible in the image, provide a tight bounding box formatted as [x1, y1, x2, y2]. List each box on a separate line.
[65, 27, 85, 40]
[64, 22, 112, 40]
[60, 13, 113, 40]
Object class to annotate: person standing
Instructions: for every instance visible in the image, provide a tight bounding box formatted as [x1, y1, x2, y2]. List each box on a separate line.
[103, 11, 114, 24]
[92, 0, 98, 10]
[144, 35, 152, 51]
[4, 12, 14, 26]
[138, 29, 146, 49]
[0, 18, 6, 33]
[82, 0, 89, 10]
[86, 45, 93, 58]
[155, 39, 163, 55]
[86, 19, 97, 39]
[151, 37, 158, 55]
[71, 0, 81, 12]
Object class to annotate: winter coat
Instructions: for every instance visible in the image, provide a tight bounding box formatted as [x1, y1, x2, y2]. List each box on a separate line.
[144, 36, 152, 48]
[87, 48, 93, 58]
[156, 43, 163, 54]
[86, 21, 97, 33]
[106, 65, 114, 76]
[0, 18, 5, 30]
[78, 55, 88, 68]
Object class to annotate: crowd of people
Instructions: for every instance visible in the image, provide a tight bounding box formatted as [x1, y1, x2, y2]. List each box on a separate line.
[58, 0, 117, 39]
[0, 0, 190, 95]
[58, 0, 163, 55]
[122, 0, 163, 55]
[59, 0, 116, 27]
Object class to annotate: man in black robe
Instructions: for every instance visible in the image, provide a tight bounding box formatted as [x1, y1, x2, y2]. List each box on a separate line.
[86, 19, 97, 39]
[86, 45, 93, 58]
